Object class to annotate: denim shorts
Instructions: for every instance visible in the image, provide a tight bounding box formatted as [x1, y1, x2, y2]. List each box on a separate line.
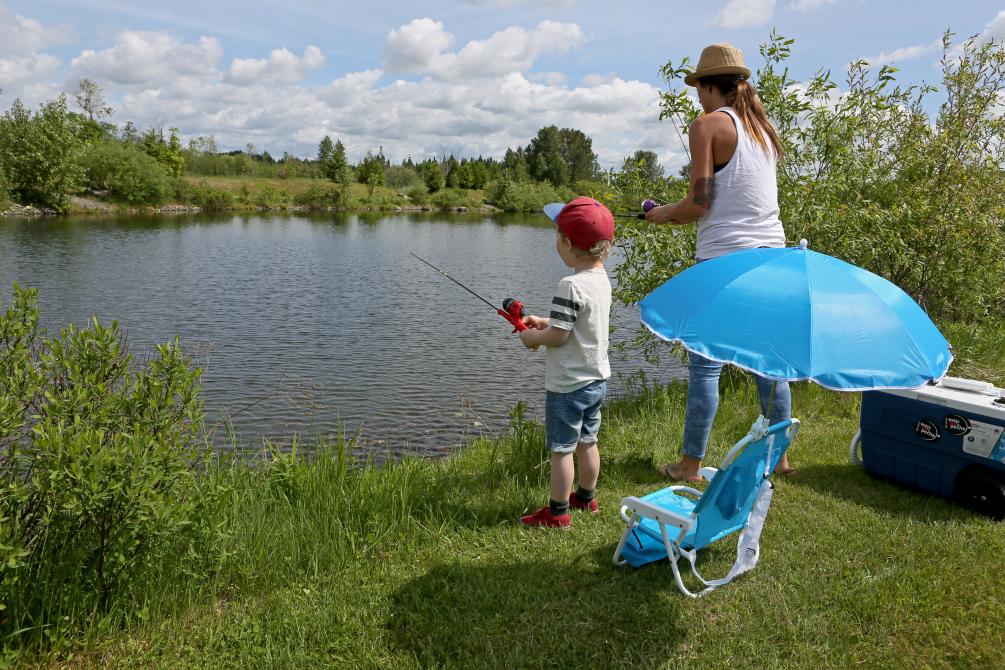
[545, 379, 607, 454]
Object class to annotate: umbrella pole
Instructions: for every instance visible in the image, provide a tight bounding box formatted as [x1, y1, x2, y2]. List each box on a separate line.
[766, 380, 776, 425]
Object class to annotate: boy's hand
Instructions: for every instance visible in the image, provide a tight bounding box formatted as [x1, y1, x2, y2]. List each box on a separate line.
[523, 315, 549, 330]
[519, 328, 540, 350]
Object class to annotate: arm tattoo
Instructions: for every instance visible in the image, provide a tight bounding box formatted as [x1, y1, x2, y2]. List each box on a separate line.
[693, 176, 714, 209]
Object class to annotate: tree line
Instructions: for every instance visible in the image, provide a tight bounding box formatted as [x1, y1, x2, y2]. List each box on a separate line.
[0, 77, 618, 213]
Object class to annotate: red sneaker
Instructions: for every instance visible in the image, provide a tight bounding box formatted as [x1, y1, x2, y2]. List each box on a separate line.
[520, 506, 571, 528]
[569, 492, 599, 514]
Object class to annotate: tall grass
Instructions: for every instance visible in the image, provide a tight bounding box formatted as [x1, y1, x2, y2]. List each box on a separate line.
[5, 321, 1005, 668]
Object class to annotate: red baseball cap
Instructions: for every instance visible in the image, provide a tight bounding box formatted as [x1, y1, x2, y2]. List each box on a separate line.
[543, 197, 615, 251]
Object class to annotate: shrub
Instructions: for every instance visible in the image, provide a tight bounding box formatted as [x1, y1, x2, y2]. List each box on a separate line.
[0, 164, 9, 209]
[293, 182, 342, 208]
[616, 31, 1005, 324]
[404, 182, 429, 205]
[489, 176, 575, 213]
[0, 96, 84, 209]
[431, 187, 478, 210]
[386, 165, 421, 189]
[0, 285, 225, 647]
[81, 140, 172, 204]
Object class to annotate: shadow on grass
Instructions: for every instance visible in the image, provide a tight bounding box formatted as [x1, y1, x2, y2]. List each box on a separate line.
[790, 463, 979, 523]
[386, 552, 689, 669]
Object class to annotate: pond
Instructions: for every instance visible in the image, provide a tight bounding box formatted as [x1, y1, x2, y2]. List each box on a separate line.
[0, 212, 684, 457]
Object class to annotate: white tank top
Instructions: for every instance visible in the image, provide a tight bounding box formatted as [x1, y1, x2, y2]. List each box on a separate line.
[695, 106, 786, 260]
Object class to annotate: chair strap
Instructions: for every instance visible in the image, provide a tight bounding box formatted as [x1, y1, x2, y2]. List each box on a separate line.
[681, 479, 775, 597]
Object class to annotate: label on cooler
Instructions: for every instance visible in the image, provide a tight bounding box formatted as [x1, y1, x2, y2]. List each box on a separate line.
[961, 420, 1005, 459]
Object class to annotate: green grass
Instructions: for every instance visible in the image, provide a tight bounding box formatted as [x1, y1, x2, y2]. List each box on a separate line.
[7, 323, 1001, 669]
[17, 329, 1005, 670]
[181, 176, 486, 212]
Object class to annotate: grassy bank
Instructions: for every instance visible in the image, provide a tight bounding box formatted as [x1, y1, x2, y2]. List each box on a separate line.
[50, 176, 491, 217]
[12, 324, 1005, 669]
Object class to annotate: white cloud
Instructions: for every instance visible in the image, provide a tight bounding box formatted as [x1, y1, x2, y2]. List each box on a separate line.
[0, 4, 69, 102]
[383, 18, 585, 81]
[711, 0, 776, 29]
[788, 0, 837, 12]
[384, 18, 455, 73]
[979, 10, 1005, 43]
[69, 31, 223, 87]
[0, 53, 61, 86]
[0, 4, 72, 56]
[864, 39, 941, 66]
[3, 15, 686, 174]
[465, 0, 575, 7]
[225, 46, 324, 84]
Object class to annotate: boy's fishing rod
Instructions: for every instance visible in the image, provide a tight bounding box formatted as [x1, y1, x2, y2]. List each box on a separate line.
[407, 250, 528, 332]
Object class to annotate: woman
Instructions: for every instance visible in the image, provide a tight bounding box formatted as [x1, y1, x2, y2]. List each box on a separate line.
[645, 43, 793, 481]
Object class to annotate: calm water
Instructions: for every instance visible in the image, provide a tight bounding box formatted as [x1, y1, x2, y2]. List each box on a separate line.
[0, 212, 683, 457]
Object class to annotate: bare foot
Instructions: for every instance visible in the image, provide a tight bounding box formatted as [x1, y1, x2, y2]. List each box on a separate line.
[659, 456, 703, 482]
[773, 454, 795, 476]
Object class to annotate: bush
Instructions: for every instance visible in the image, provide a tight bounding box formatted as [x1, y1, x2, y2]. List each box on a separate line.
[0, 164, 9, 209]
[386, 165, 421, 189]
[489, 176, 575, 213]
[620, 31, 1005, 324]
[404, 182, 429, 205]
[573, 179, 609, 200]
[431, 187, 478, 210]
[293, 182, 342, 208]
[0, 285, 224, 647]
[172, 179, 235, 211]
[81, 140, 172, 204]
[0, 96, 84, 209]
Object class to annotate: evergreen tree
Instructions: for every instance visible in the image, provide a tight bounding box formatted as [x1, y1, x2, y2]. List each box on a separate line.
[317, 135, 335, 174]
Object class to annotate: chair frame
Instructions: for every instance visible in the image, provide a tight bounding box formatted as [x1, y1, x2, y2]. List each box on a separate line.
[613, 416, 800, 598]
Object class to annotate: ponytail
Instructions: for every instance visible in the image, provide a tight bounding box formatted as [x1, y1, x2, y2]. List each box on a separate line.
[700, 75, 783, 159]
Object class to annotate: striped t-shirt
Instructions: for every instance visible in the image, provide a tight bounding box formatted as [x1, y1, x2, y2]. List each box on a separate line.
[545, 267, 612, 393]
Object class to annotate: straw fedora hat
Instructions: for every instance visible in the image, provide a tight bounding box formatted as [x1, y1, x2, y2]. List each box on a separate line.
[683, 43, 751, 86]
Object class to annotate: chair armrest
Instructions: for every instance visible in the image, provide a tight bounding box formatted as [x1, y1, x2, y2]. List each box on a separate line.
[669, 485, 703, 498]
[699, 467, 718, 481]
[619, 496, 693, 531]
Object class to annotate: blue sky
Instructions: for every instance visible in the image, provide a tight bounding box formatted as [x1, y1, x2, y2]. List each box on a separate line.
[2, 1, 1003, 170]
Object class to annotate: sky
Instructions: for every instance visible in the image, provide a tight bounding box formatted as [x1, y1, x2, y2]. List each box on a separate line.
[1, 1, 1003, 171]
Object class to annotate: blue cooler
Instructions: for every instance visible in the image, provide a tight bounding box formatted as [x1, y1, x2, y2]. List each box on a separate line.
[854, 377, 1005, 518]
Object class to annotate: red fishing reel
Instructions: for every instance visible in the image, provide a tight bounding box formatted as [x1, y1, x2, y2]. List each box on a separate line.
[500, 298, 528, 333]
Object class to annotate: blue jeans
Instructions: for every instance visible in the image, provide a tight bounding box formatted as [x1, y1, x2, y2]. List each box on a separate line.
[545, 380, 607, 454]
[682, 351, 790, 460]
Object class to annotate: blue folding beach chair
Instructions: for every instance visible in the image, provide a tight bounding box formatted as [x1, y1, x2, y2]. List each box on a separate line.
[613, 417, 800, 598]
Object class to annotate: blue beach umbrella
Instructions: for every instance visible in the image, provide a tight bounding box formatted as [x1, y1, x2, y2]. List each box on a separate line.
[640, 240, 952, 391]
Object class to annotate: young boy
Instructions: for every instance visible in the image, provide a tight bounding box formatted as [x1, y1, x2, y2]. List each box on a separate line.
[519, 196, 614, 528]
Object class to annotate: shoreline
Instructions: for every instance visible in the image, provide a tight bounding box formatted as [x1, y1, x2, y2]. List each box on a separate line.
[0, 199, 504, 218]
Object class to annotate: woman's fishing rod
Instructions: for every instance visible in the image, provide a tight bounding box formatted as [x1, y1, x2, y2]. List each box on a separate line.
[614, 198, 659, 220]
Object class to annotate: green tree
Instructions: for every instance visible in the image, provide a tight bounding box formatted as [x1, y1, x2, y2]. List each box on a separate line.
[331, 139, 352, 205]
[141, 127, 184, 178]
[0, 163, 9, 208]
[559, 127, 600, 184]
[622, 149, 665, 184]
[421, 160, 444, 193]
[72, 78, 112, 122]
[525, 126, 599, 187]
[526, 125, 568, 186]
[356, 151, 386, 202]
[502, 148, 529, 181]
[0, 96, 84, 208]
[317, 135, 335, 174]
[445, 157, 460, 188]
